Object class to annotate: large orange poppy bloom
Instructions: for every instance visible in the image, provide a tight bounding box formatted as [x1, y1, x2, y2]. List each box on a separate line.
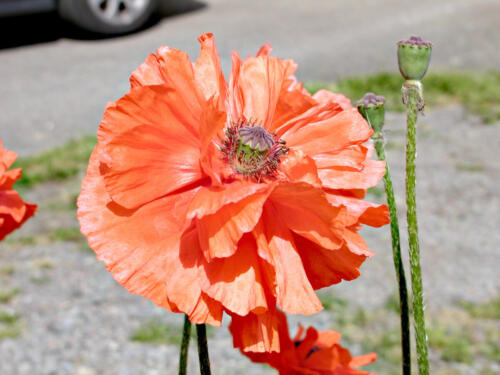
[232, 310, 376, 375]
[77, 33, 388, 352]
[0, 140, 37, 241]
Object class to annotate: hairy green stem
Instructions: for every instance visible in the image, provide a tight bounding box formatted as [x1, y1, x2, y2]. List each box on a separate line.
[369, 119, 411, 375]
[178, 315, 192, 375]
[196, 324, 212, 375]
[405, 84, 430, 375]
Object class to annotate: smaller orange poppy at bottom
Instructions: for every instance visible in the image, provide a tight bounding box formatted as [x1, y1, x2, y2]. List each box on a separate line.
[231, 310, 376, 375]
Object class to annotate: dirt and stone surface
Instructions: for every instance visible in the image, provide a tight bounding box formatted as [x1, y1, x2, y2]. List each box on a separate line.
[0, 105, 499, 374]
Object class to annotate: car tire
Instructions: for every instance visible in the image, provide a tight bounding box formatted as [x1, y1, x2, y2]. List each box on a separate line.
[58, 0, 158, 35]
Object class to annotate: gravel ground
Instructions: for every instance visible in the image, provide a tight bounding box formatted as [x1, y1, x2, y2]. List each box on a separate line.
[0, 106, 499, 374]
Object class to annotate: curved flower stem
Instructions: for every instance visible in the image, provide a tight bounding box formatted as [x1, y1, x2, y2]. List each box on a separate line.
[178, 315, 192, 375]
[404, 83, 430, 375]
[368, 119, 411, 375]
[196, 324, 212, 375]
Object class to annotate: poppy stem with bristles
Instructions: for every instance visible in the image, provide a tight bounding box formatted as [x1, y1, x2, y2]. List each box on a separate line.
[366, 116, 411, 375]
[404, 83, 430, 375]
[196, 324, 212, 375]
[178, 315, 192, 375]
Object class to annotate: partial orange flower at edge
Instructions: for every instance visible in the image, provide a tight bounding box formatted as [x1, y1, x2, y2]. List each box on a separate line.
[232, 310, 377, 375]
[77, 33, 389, 353]
[0, 140, 37, 241]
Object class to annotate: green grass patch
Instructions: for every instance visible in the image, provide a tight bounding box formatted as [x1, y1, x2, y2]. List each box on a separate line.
[318, 293, 348, 311]
[45, 192, 79, 212]
[5, 235, 37, 247]
[0, 289, 19, 304]
[384, 141, 405, 152]
[455, 163, 485, 173]
[0, 310, 22, 341]
[428, 326, 473, 364]
[29, 275, 51, 285]
[79, 243, 94, 254]
[48, 227, 84, 243]
[34, 259, 55, 270]
[131, 319, 183, 345]
[0, 310, 20, 325]
[480, 335, 500, 362]
[13, 135, 96, 188]
[461, 296, 500, 320]
[384, 292, 402, 315]
[0, 323, 22, 341]
[6, 227, 83, 248]
[367, 185, 384, 199]
[306, 71, 500, 123]
[0, 265, 15, 277]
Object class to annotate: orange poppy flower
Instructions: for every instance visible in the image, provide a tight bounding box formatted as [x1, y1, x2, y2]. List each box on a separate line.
[232, 310, 376, 375]
[77, 33, 388, 352]
[0, 140, 37, 241]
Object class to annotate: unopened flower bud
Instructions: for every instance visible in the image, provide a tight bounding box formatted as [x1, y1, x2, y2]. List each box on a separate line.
[356, 93, 385, 133]
[397, 36, 432, 81]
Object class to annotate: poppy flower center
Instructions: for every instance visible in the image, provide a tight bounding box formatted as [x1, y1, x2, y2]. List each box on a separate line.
[221, 120, 288, 181]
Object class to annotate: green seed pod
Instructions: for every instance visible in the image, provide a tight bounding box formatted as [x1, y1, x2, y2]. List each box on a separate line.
[397, 36, 432, 81]
[356, 93, 385, 133]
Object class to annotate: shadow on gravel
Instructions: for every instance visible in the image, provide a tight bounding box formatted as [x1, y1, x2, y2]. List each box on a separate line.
[0, 0, 206, 50]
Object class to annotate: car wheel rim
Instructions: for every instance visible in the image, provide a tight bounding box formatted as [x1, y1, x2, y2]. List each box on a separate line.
[87, 0, 150, 26]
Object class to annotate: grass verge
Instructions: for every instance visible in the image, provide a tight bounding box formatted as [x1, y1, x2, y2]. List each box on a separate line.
[13, 135, 96, 189]
[306, 71, 500, 123]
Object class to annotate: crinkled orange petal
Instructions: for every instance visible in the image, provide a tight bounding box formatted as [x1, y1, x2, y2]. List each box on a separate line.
[269, 59, 316, 131]
[294, 234, 367, 290]
[129, 46, 204, 123]
[269, 182, 344, 250]
[326, 193, 389, 228]
[228, 51, 243, 122]
[271, 83, 316, 133]
[78, 147, 196, 313]
[313, 145, 369, 171]
[237, 55, 287, 129]
[275, 101, 343, 139]
[194, 33, 227, 106]
[256, 42, 273, 57]
[0, 141, 17, 171]
[236, 310, 376, 374]
[98, 85, 200, 148]
[0, 141, 36, 241]
[316, 330, 342, 348]
[129, 53, 164, 87]
[295, 327, 320, 362]
[280, 150, 322, 187]
[199, 95, 227, 162]
[187, 180, 269, 219]
[312, 90, 353, 110]
[0, 201, 36, 241]
[188, 293, 223, 326]
[340, 228, 374, 257]
[318, 159, 386, 190]
[0, 190, 27, 222]
[350, 353, 377, 368]
[255, 203, 323, 315]
[198, 234, 270, 316]
[285, 109, 372, 157]
[103, 124, 203, 209]
[230, 310, 280, 353]
[303, 345, 351, 372]
[196, 189, 272, 261]
[0, 168, 22, 190]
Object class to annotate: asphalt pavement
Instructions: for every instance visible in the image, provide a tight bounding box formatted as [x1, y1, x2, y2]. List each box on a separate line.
[1, 0, 499, 155]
